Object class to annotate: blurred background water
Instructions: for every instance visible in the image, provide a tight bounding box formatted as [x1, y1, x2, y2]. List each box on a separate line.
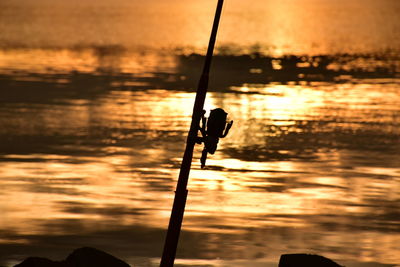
[0, 0, 399, 266]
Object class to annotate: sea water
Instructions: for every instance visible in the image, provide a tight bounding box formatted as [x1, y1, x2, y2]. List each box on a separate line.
[0, 0, 399, 266]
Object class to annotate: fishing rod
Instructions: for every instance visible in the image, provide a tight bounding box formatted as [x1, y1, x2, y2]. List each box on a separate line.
[159, 0, 225, 266]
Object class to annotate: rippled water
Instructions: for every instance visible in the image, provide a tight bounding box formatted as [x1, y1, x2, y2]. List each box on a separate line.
[1, 0, 400, 266]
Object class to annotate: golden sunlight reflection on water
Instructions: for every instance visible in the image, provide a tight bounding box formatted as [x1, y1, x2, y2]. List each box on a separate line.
[1, 1, 400, 260]
[1, 0, 400, 55]
[0, 49, 177, 75]
[0, 80, 399, 265]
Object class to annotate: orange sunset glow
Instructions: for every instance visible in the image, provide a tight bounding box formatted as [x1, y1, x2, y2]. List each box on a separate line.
[0, 0, 399, 267]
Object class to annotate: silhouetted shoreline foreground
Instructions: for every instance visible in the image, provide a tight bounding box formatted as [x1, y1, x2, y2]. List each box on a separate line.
[13, 247, 342, 267]
[14, 247, 129, 267]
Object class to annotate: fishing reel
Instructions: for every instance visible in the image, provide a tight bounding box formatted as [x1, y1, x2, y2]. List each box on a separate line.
[196, 108, 233, 168]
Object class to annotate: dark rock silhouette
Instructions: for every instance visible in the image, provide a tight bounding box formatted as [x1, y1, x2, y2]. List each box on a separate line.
[14, 257, 66, 267]
[279, 253, 343, 267]
[14, 247, 130, 267]
[14, 249, 344, 267]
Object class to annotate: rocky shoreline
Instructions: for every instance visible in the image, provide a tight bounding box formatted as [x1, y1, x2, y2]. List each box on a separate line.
[13, 247, 342, 267]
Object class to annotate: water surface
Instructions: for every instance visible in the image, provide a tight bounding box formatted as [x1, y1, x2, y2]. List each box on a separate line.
[0, 0, 399, 266]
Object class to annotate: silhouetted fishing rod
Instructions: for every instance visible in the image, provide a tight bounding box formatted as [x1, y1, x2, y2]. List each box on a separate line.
[159, 0, 225, 266]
